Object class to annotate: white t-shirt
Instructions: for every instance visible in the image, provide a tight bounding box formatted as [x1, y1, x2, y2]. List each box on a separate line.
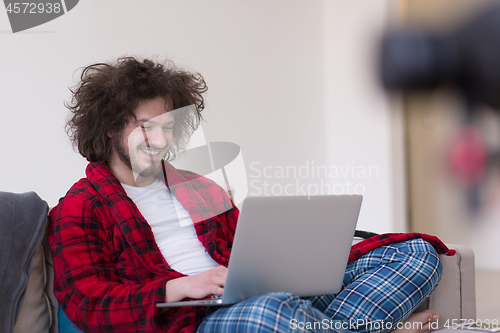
[122, 180, 219, 276]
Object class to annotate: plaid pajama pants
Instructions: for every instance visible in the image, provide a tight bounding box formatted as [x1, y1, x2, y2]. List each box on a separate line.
[197, 239, 443, 333]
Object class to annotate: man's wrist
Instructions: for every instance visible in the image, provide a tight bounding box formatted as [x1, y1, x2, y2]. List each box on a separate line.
[165, 277, 186, 303]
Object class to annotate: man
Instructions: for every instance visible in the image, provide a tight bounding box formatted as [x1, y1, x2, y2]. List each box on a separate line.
[50, 57, 444, 333]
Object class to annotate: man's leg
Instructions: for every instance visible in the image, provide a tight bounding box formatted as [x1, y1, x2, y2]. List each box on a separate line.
[197, 292, 351, 333]
[310, 239, 443, 333]
[198, 239, 441, 333]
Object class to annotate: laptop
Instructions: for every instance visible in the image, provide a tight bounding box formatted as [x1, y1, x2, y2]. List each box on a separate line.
[157, 194, 362, 307]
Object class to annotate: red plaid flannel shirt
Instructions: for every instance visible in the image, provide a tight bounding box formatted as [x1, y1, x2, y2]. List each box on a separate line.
[49, 161, 454, 333]
[49, 161, 238, 332]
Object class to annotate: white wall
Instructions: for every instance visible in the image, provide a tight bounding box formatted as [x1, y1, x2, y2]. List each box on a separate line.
[0, 1, 402, 233]
[323, 0, 401, 233]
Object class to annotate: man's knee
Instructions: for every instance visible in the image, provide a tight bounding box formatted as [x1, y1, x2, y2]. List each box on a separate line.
[401, 239, 443, 289]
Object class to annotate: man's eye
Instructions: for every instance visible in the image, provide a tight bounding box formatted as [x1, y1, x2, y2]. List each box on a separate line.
[141, 125, 152, 131]
[163, 127, 173, 131]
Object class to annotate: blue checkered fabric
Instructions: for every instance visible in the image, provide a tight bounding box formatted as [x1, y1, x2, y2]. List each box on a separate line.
[197, 239, 442, 333]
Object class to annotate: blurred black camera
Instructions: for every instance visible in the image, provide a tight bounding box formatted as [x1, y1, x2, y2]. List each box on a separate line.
[380, 3, 500, 109]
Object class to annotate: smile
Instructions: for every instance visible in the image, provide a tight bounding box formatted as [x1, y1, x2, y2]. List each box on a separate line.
[140, 148, 161, 156]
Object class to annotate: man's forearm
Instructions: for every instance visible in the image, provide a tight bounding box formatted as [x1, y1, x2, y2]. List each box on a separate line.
[165, 277, 187, 303]
[165, 266, 227, 302]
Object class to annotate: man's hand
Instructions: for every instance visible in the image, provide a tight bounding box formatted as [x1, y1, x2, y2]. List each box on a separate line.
[165, 266, 227, 303]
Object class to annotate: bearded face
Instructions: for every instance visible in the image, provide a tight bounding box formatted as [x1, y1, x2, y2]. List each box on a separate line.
[111, 97, 175, 182]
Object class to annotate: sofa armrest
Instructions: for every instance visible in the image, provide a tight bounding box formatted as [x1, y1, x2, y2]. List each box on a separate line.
[418, 244, 476, 328]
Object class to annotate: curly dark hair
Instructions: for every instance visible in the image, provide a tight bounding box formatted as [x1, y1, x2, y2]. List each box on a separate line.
[65, 57, 207, 163]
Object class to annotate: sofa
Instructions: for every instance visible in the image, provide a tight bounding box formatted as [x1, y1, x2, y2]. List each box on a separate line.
[415, 244, 476, 329]
[13, 230, 58, 333]
[6, 193, 476, 333]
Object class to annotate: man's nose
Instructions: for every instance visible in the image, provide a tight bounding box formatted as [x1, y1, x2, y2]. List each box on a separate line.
[145, 127, 167, 148]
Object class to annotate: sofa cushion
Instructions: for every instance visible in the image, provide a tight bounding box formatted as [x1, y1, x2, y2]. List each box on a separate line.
[13, 230, 58, 333]
[13, 241, 51, 333]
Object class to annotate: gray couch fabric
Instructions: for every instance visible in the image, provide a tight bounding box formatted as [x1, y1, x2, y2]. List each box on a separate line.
[0, 191, 48, 333]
